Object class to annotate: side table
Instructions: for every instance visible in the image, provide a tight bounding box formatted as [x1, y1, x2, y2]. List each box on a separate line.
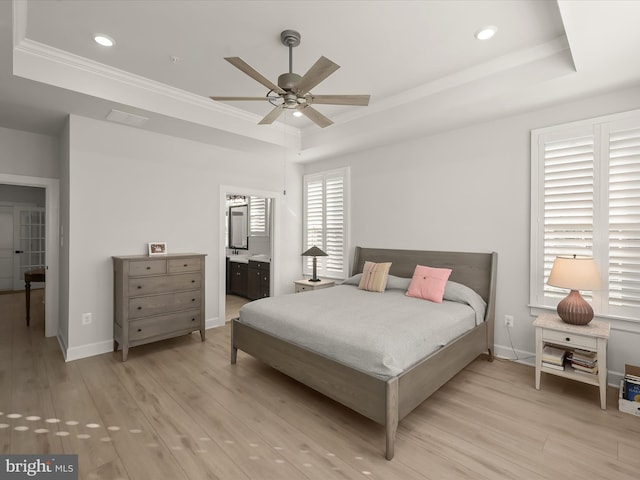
[534, 313, 610, 409]
[294, 278, 335, 293]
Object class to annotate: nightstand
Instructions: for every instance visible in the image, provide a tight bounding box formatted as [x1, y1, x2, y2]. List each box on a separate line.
[294, 278, 335, 293]
[534, 313, 610, 409]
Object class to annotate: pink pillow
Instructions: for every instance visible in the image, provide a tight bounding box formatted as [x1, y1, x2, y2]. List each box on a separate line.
[406, 265, 452, 303]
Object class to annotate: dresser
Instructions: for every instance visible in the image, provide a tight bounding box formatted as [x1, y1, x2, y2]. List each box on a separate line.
[113, 253, 206, 361]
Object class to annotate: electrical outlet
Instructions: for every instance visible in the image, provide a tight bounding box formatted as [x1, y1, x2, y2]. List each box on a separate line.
[504, 314, 514, 328]
[82, 312, 92, 325]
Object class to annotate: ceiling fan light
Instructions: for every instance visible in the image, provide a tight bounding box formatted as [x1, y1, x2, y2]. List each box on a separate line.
[475, 26, 497, 41]
[94, 34, 115, 47]
[292, 111, 303, 117]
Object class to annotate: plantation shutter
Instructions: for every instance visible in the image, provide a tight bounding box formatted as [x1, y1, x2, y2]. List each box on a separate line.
[303, 168, 349, 278]
[531, 109, 640, 321]
[249, 196, 266, 235]
[542, 132, 595, 299]
[607, 125, 640, 312]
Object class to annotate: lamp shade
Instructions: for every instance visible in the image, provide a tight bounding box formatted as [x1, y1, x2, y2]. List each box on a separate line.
[301, 246, 327, 257]
[547, 256, 600, 291]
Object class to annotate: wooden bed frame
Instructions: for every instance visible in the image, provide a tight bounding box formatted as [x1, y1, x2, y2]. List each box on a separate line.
[231, 247, 497, 460]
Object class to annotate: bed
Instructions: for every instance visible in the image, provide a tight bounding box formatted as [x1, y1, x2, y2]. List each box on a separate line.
[230, 246, 497, 460]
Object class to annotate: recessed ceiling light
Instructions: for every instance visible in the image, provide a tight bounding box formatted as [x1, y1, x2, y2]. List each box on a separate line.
[475, 26, 497, 41]
[94, 34, 115, 47]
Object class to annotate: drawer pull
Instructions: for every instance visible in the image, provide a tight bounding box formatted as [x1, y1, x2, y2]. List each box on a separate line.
[191, 318, 196, 322]
[566, 337, 570, 342]
[137, 306, 142, 310]
[192, 298, 196, 302]
[192, 280, 195, 283]
[137, 285, 142, 289]
[137, 328, 142, 332]
[146, 266, 151, 270]
[184, 264, 188, 267]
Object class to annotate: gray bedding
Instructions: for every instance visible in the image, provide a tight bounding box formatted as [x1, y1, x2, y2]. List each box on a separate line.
[238, 282, 486, 379]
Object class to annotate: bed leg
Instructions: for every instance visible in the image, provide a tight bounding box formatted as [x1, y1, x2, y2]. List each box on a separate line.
[231, 346, 237, 364]
[487, 348, 494, 362]
[385, 377, 399, 460]
[230, 322, 237, 365]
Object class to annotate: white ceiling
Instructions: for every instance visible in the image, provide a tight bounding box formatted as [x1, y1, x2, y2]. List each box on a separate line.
[1, 0, 640, 162]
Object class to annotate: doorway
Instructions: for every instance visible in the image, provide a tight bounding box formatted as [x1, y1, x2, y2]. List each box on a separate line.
[219, 186, 280, 327]
[0, 190, 46, 292]
[0, 174, 59, 338]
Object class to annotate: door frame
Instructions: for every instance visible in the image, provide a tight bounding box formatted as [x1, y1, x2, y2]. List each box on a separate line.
[0, 173, 59, 338]
[219, 185, 281, 327]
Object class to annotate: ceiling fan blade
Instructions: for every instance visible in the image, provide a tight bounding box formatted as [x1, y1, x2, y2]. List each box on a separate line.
[310, 94, 370, 106]
[225, 57, 286, 94]
[299, 106, 333, 128]
[295, 56, 340, 94]
[210, 96, 272, 102]
[259, 106, 285, 125]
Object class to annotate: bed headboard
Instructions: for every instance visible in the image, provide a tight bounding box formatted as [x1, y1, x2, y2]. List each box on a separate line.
[351, 246, 497, 308]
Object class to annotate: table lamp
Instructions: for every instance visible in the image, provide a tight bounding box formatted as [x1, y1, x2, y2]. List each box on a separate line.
[547, 255, 601, 325]
[301, 246, 327, 282]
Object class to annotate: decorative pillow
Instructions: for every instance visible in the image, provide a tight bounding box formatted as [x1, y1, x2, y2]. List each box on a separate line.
[358, 261, 392, 292]
[406, 265, 452, 303]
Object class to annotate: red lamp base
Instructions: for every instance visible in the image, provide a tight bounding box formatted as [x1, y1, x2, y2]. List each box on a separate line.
[557, 290, 594, 325]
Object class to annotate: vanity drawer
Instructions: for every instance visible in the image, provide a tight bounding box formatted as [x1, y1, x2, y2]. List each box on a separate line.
[128, 310, 201, 341]
[129, 260, 167, 276]
[168, 257, 202, 273]
[128, 272, 201, 296]
[129, 290, 201, 319]
[542, 328, 597, 350]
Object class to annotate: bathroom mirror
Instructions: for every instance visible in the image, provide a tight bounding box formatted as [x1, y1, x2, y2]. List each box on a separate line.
[228, 204, 248, 250]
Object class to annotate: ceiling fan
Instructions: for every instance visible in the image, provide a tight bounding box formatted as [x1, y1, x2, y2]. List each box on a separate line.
[210, 30, 370, 128]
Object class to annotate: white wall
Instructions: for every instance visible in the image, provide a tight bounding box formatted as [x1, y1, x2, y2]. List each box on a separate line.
[305, 85, 640, 384]
[64, 114, 302, 360]
[0, 126, 60, 179]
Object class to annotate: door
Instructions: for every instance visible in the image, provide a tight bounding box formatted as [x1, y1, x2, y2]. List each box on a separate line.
[13, 206, 45, 291]
[0, 206, 13, 291]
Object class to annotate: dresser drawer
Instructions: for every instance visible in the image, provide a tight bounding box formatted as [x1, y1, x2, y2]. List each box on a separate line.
[129, 260, 167, 276]
[542, 328, 598, 350]
[128, 310, 201, 341]
[168, 258, 201, 273]
[129, 290, 201, 318]
[128, 272, 201, 296]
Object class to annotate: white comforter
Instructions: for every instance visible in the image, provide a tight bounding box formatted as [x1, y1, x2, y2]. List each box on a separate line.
[238, 284, 483, 379]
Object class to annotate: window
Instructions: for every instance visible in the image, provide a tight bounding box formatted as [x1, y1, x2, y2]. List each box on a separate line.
[531, 109, 640, 321]
[303, 167, 349, 279]
[249, 196, 268, 236]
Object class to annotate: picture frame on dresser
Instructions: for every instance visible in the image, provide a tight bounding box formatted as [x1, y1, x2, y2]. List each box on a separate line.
[148, 242, 167, 256]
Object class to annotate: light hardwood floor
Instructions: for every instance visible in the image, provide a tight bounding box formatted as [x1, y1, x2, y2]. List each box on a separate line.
[225, 294, 250, 323]
[1, 290, 639, 479]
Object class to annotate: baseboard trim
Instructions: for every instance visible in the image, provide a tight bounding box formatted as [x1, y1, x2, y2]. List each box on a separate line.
[64, 340, 113, 362]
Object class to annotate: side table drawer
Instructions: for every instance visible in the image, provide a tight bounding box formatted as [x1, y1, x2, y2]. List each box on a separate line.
[543, 329, 598, 350]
